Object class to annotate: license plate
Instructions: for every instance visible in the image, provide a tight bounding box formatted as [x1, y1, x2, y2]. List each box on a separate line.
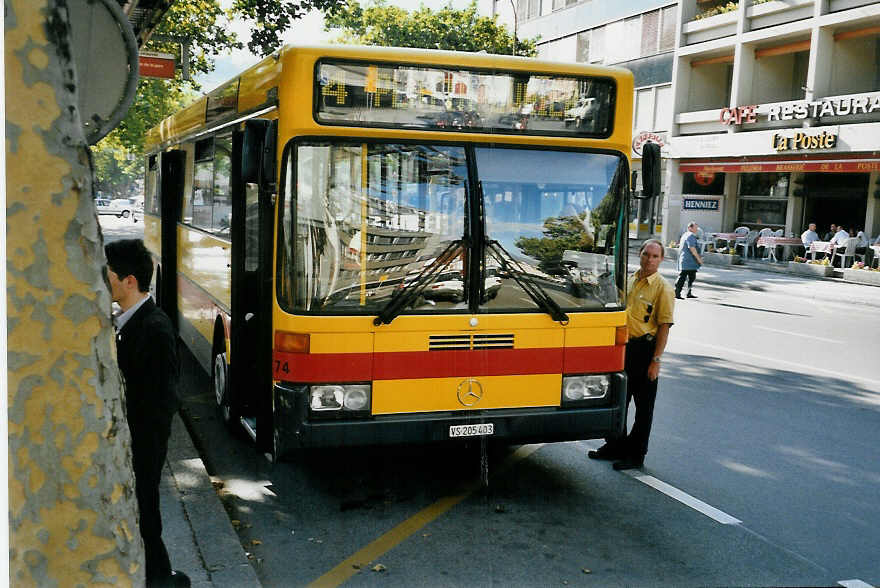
[449, 423, 494, 438]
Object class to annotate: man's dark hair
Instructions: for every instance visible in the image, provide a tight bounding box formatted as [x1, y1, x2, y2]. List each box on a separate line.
[105, 239, 154, 293]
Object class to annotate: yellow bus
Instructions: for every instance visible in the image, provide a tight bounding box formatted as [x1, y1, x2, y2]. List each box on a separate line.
[143, 44, 660, 459]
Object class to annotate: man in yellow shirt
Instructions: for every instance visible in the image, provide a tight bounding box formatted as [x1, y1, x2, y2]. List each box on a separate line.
[589, 239, 675, 470]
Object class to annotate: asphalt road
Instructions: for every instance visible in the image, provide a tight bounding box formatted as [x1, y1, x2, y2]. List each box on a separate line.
[100, 215, 877, 586]
[175, 268, 879, 587]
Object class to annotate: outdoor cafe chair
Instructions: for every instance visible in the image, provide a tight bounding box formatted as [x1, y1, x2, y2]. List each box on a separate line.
[696, 227, 714, 254]
[735, 230, 758, 258]
[754, 227, 773, 258]
[832, 237, 862, 268]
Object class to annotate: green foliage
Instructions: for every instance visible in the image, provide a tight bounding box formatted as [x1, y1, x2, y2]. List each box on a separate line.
[325, 0, 538, 57]
[515, 213, 594, 273]
[104, 0, 240, 156]
[92, 135, 144, 200]
[694, 1, 739, 20]
[232, 0, 346, 56]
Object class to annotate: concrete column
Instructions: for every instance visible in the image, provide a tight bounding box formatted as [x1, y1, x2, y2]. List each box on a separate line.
[789, 172, 807, 233]
[669, 55, 691, 136]
[730, 43, 755, 107]
[662, 161, 684, 246]
[866, 171, 880, 238]
[723, 172, 739, 231]
[806, 26, 834, 102]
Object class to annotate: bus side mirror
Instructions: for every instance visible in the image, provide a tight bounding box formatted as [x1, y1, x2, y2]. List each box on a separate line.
[641, 141, 661, 199]
[260, 119, 278, 194]
[242, 119, 269, 184]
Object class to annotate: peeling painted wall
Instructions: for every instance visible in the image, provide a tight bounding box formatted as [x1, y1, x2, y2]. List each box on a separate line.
[7, 0, 143, 584]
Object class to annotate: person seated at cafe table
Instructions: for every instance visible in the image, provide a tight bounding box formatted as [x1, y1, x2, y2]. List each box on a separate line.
[801, 223, 819, 249]
[823, 223, 838, 241]
[830, 224, 850, 248]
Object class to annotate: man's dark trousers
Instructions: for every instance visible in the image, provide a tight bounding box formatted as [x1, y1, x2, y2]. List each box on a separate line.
[620, 338, 659, 459]
[131, 417, 173, 581]
[675, 270, 697, 296]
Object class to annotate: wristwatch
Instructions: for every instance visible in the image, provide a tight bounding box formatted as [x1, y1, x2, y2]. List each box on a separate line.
[652, 356, 662, 363]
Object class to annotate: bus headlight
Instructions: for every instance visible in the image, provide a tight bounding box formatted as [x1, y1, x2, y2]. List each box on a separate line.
[562, 375, 610, 403]
[310, 384, 371, 413]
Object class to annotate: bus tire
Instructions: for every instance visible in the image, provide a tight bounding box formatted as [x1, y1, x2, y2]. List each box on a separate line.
[122, 210, 130, 218]
[213, 351, 238, 431]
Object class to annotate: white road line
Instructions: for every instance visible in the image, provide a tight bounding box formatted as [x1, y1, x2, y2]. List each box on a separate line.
[682, 341, 880, 389]
[625, 472, 742, 525]
[753, 325, 843, 344]
[838, 580, 874, 588]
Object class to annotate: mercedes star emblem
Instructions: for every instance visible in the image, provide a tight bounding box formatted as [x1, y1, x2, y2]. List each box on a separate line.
[456, 378, 484, 407]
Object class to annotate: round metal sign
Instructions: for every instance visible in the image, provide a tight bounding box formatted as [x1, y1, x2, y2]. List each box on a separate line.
[67, 0, 139, 144]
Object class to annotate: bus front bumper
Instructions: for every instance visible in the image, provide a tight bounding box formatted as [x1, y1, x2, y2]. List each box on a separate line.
[273, 373, 626, 456]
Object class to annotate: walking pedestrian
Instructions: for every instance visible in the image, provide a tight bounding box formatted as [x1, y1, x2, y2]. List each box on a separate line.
[588, 239, 675, 470]
[105, 239, 191, 588]
[675, 221, 703, 299]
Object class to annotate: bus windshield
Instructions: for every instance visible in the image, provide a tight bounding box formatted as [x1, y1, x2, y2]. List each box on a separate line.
[277, 141, 624, 315]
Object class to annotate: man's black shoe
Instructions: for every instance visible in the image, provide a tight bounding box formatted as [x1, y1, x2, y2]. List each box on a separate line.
[588, 445, 621, 461]
[612, 457, 644, 471]
[675, 294, 684, 300]
[686, 292, 698, 298]
[170, 571, 191, 588]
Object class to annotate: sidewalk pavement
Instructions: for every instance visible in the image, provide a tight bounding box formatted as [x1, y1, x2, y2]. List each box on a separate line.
[161, 414, 261, 587]
[629, 240, 880, 310]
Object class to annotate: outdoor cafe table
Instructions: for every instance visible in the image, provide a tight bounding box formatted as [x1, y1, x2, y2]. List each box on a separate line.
[809, 240, 833, 260]
[757, 236, 803, 262]
[709, 232, 742, 249]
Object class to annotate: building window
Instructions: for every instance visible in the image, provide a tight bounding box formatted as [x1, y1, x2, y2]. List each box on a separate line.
[641, 10, 659, 56]
[590, 26, 605, 63]
[739, 173, 790, 198]
[654, 85, 672, 131]
[576, 30, 589, 62]
[635, 88, 654, 132]
[659, 5, 677, 52]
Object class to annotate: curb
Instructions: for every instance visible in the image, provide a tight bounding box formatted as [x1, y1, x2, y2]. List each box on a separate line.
[166, 415, 262, 588]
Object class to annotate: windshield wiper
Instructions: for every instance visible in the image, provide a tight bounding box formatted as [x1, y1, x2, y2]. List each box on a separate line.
[485, 240, 569, 324]
[373, 239, 466, 326]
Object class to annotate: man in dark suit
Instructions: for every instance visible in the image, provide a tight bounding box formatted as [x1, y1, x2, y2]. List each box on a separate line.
[105, 239, 190, 588]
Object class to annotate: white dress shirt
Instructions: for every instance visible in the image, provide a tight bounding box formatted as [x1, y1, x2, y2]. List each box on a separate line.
[829, 229, 850, 246]
[800, 229, 819, 247]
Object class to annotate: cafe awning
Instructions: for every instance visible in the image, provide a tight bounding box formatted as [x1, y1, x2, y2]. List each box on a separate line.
[680, 153, 880, 173]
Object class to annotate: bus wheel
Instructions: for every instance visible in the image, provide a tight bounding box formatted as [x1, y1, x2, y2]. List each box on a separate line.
[213, 351, 236, 429]
[122, 210, 130, 218]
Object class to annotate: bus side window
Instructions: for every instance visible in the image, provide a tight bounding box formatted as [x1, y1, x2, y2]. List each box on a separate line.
[191, 137, 214, 232]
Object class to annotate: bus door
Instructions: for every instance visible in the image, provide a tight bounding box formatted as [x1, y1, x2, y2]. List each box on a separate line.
[230, 119, 276, 455]
[159, 150, 185, 330]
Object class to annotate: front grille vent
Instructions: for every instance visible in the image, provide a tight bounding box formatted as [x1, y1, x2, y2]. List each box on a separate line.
[429, 333, 514, 351]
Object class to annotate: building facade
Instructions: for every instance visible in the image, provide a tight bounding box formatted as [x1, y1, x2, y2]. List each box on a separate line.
[664, 0, 880, 245]
[483, 0, 679, 238]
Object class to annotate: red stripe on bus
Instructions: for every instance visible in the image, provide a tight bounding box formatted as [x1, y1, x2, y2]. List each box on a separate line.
[563, 345, 625, 373]
[273, 345, 623, 383]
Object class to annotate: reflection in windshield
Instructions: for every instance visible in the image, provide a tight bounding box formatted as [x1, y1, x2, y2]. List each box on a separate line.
[277, 142, 468, 312]
[276, 141, 625, 315]
[476, 147, 623, 310]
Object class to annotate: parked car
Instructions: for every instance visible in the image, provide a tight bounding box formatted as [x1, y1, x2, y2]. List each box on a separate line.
[564, 96, 597, 129]
[423, 271, 465, 302]
[95, 197, 135, 218]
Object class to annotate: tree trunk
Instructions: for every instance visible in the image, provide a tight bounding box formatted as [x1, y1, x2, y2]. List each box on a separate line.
[7, 0, 144, 584]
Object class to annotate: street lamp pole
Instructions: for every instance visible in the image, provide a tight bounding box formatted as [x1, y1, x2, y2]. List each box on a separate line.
[508, 0, 518, 56]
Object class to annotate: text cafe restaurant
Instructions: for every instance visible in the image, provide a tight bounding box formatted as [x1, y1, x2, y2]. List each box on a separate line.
[663, 92, 880, 243]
